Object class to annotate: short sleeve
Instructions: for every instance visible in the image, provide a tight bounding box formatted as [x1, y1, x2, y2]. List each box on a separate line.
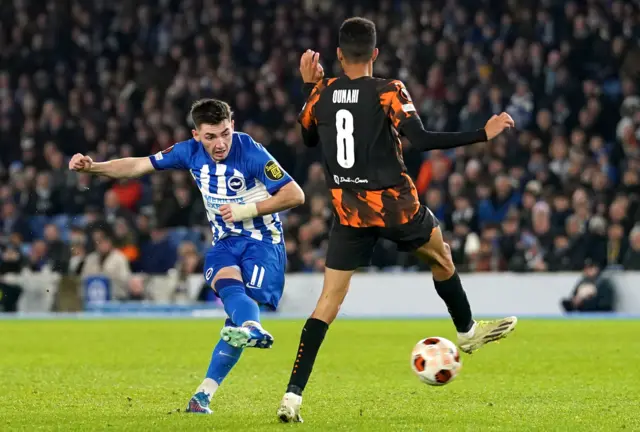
[245, 137, 293, 195]
[298, 79, 334, 130]
[298, 85, 321, 130]
[379, 80, 419, 130]
[149, 141, 191, 170]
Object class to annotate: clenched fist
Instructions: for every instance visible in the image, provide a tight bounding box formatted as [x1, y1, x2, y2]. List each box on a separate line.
[484, 112, 516, 140]
[69, 153, 94, 172]
[300, 49, 325, 84]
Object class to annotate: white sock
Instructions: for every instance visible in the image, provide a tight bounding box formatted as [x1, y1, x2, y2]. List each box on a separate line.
[242, 320, 261, 328]
[458, 321, 477, 338]
[196, 378, 219, 399]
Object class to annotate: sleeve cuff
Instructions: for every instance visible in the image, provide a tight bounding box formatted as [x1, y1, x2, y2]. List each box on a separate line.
[267, 176, 293, 195]
[302, 82, 316, 98]
[477, 129, 488, 141]
[149, 155, 161, 170]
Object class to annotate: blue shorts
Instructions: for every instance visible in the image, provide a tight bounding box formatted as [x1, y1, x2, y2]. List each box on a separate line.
[203, 235, 287, 310]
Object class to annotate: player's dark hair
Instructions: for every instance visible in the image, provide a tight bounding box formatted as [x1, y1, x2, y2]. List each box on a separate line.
[190, 98, 233, 128]
[339, 17, 376, 63]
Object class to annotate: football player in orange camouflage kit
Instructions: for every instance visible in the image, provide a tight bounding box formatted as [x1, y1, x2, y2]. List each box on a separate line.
[278, 17, 518, 423]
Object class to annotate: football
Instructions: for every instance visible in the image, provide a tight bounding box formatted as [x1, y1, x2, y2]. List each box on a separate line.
[411, 337, 461, 386]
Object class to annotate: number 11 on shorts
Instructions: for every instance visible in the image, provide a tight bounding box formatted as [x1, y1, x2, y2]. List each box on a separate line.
[248, 265, 265, 289]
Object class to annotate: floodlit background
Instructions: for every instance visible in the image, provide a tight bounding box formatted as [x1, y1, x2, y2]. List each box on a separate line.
[0, 1, 640, 429]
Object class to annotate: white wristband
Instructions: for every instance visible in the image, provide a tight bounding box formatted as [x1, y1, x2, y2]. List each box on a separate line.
[229, 203, 258, 221]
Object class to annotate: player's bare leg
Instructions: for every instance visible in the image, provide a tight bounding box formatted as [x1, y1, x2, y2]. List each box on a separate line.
[277, 268, 354, 423]
[414, 227, 517, 354]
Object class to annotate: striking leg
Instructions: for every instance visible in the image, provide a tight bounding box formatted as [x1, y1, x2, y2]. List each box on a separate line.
[415, 227, 517, 354]
[214, 267, 273, 349]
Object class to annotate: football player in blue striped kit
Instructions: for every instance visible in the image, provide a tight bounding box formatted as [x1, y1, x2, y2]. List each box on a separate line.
[69, 99, 305, 414]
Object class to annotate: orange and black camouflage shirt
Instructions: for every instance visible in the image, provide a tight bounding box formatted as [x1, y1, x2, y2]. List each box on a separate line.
[298, 77, 421, 228]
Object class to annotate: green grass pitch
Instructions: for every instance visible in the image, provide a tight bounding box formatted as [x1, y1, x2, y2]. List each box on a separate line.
[2, 319, 640, 431]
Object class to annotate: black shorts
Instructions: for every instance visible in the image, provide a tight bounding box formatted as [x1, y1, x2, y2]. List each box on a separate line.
[325, 205, 440, 271]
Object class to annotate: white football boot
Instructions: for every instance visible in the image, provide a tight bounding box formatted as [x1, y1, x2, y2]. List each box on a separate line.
[277, 392, 303, 423]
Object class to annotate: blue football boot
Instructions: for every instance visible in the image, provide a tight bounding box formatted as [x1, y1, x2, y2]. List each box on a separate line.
[185, 391, 212, 414]
[220, 320, 274, 348]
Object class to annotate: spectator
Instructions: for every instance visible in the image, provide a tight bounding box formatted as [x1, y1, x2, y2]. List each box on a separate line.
[0, 244, 24, 275]
[138, 226, 177, 275]
[1, 201, 30, 242]
[127, 275, 147, 301]
[113, 217, 140, 265]
[68, 227, 88, 276]
[561, 260, 616, 313]
[103, 190, 134, 227]
[25, 172, 62, 217]
[110, 179, 143, 213]
[65, 173, 104, 215]
[81, 227, 132, 300]
[477, 175, 521, 227]
[623, 226, 640, 270]
[43, 224, 70, 273]
[26, 240, 49, 272]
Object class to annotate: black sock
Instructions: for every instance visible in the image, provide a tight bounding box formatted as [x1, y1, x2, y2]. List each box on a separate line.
[433, 271, 474, 333]
[286, 318, 329, 396]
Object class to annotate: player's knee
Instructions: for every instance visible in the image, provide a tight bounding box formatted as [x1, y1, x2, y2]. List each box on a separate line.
[434, 253, 455, 279]
[211, 266, 242, 290]
[429, 243, 455, 278]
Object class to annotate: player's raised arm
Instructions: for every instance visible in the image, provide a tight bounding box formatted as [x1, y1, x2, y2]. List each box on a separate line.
[381, 81, 515, 151]
[297, 50, 326, 148]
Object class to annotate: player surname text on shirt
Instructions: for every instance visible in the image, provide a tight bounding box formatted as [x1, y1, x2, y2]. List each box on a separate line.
[332, 89, 359, 104]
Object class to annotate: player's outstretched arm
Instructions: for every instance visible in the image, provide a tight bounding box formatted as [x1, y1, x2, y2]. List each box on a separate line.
[219, 181, 305, 223]
[384, 81, 515, 151]
[400, 113, 515, 151]
[68, 154, 155, 179]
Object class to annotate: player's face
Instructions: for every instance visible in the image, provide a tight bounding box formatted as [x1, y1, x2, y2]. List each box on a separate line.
[193, 119, 234, 161]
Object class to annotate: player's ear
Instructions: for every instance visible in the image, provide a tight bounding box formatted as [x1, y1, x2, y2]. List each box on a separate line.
[191, 128, 199, 141]
[230, 119, 235, 132]
[336, 47, 343, 63]
[371, 48, 379, 63]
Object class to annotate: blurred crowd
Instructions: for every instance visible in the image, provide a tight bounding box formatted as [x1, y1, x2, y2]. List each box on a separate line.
[1, 0, 640, 287]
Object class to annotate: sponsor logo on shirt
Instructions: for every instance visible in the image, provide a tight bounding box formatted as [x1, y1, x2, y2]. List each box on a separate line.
[204, 195, 245, 209]
[333, 175, 369, 185]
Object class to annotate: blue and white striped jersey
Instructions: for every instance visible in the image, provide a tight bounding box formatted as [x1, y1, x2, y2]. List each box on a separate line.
[149, 132, 292, 245]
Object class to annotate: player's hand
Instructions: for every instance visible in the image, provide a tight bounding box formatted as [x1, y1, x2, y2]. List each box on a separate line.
[219, 203, 258, 223]
[69, 153, 94, 172]
[300, 49, 324, 84]
[484, 112, 515, 140]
